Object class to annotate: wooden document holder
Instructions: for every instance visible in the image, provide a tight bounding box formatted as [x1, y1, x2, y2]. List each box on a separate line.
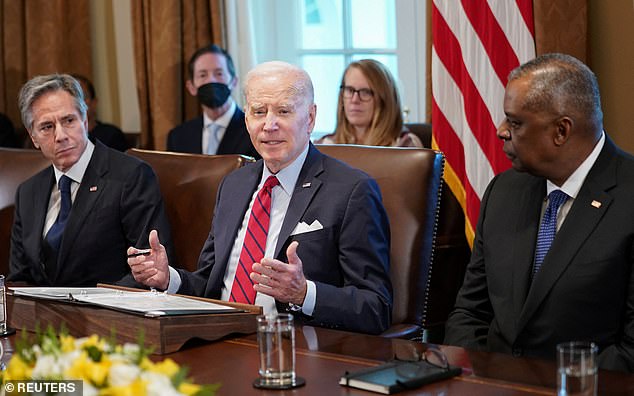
[7, 286, 262, 354]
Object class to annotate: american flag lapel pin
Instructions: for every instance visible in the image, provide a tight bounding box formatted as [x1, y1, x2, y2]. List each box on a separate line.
[90, 186, 98, 192]
[591, 200, 601, 208]
[302, 182, 311, 188]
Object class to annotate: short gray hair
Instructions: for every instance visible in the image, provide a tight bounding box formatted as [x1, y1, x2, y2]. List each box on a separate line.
[244, 61, 314, 106]
[508, 53, 603, 129]
[18, 74, 87, 131]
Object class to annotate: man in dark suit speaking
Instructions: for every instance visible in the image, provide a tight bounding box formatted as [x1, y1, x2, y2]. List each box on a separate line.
[167, 44, 259, 159]
[9, 74, 174, 287]
[129, 61, 393, 335]
[444, 54, 634, 372]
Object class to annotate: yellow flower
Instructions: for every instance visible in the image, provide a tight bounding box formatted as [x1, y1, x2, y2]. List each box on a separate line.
[148, 358, 179, 378]
[88, 358, 112, 386]
[65, 352, 90, 380]
[101, 378, 147, 396]
[178, 382, 202, 396]
[138, 357, 154, 371]
[5, 355, 33, 380]
[80, 334, 107, 350]
[65, 352, 111, 386]
[60, 334, 77, 353]
[10, 330, 217, 395]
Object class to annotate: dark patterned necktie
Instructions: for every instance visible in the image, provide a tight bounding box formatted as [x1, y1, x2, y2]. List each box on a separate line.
[533, 190, 569, 277]
[230, 176, 279, 304]
[45, 175, 73, 252]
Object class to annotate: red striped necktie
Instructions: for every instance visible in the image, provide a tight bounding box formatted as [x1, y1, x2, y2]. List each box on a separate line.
[230, 175, 279, 304]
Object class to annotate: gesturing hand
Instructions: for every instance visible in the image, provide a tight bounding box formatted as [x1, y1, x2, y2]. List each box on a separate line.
[127, 229, 170, 290]
[251, 241, 307, 305]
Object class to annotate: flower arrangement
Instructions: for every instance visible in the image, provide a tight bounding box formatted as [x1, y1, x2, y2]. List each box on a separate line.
[1, 327, 219, 396]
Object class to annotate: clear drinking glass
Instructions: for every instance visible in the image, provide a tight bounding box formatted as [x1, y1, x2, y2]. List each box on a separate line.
[0, 275, 6, 334]
[557, 341, 598, 396]
[255, 314, 298, 388]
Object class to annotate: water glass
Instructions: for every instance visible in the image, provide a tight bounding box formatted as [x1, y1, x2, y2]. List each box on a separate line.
[0, 275, 6, 334]
[557, 341, 598, 396]
[256, 314, 297, 387]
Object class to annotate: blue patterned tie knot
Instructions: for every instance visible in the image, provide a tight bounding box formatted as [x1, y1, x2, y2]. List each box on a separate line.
[45, 175, 73, 252]
[533, 189, 569, 277]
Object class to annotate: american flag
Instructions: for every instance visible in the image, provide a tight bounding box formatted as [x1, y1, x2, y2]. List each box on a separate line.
[431, 0, 536, 245]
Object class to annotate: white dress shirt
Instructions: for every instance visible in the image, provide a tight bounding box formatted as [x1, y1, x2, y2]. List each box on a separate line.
[168, 143, 317, 315]
[202, 101, 236, 155]
[43, 141, 95, 237]
[543, 131, 605, 231]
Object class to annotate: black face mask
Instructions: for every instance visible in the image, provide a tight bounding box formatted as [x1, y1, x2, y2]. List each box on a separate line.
[197, 82, 231, 108]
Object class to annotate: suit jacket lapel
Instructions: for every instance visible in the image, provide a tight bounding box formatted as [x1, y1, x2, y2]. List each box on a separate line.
[509, 177, 545, 330]
[214, 162, 262, 268]
[56, 143, 108, 268]
[274, 145, 323, 258]
[517, 138, 618, 331]
[33, 168, 55, 281]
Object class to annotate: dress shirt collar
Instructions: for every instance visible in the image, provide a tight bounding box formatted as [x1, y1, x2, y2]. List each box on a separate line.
[52, 139, 95, 185]
[260, 143, 310, 195]
[203, 100, 236, 129]
[546, 131, 605, 198]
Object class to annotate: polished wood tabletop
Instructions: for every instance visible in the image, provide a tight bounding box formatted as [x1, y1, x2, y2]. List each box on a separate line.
[3, 324, 633, 395]
[164, 326, 634, 395]
[4, 290, 633, 395]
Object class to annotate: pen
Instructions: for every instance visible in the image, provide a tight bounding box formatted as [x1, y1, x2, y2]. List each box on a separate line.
[127, 248, 151, 258]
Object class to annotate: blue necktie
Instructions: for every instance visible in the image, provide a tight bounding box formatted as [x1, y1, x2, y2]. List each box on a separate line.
[45, 175, 73, 252]
[533, 190, 569, 276]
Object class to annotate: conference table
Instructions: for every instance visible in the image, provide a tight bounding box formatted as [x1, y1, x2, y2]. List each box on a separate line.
[5, 291, 634, 395]
[163, 325, 633, 395]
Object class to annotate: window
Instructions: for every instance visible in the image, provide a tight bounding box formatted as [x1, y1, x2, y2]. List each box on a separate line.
[250, 0, 426, 138]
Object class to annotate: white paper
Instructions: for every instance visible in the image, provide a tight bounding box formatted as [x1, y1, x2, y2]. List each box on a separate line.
[10, 287, 238, 316]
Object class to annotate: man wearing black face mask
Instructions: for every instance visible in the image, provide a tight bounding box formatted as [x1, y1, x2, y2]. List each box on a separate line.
[167, 45, 259, 159]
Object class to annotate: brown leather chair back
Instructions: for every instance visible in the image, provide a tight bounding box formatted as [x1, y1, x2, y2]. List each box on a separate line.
[316, 144, 444, 339]
[405, 123, 472, 341]
[0, 148, 51, 275]
[127, 149, 254, 271]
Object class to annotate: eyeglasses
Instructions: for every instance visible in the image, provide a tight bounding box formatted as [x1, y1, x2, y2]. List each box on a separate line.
[340, 85, 374, 102]
[394, 344, 450, 371]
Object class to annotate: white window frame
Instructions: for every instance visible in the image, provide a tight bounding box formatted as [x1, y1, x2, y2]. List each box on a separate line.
[246, 0, 428, 127]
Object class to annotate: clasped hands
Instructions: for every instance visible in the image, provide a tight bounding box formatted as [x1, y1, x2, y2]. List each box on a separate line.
[127, 230, 308, 305]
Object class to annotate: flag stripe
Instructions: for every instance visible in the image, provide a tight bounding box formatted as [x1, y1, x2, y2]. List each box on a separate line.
[489, 0, 535, 63]
[432, 4, 510, 176]
[431, 49, 495, 200]
[431, 97, 480, 242]
[461, 0, 519, 84]
[431, 97, 466, 185]
[431, 0, 535, 246]
[513, 0, 535, 36]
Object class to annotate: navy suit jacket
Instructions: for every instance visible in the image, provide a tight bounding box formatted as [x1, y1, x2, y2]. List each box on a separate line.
[444, 136, 634, 372]
[9, 141, 175, 287]
[177, 144, 393, 334]
[166, 108, 259, 159]
[90, 121, 129, 152]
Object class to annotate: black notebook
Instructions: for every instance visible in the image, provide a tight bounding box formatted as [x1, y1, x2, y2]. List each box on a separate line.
[339, 360, 462, 394]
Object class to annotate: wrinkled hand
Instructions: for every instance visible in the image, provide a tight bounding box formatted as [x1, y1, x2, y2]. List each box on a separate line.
[127, 229, 170, 290]
[251, 241, 307, 305]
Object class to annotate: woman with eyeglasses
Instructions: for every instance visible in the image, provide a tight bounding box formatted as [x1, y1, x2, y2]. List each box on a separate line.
[317, 59, 423, 147]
